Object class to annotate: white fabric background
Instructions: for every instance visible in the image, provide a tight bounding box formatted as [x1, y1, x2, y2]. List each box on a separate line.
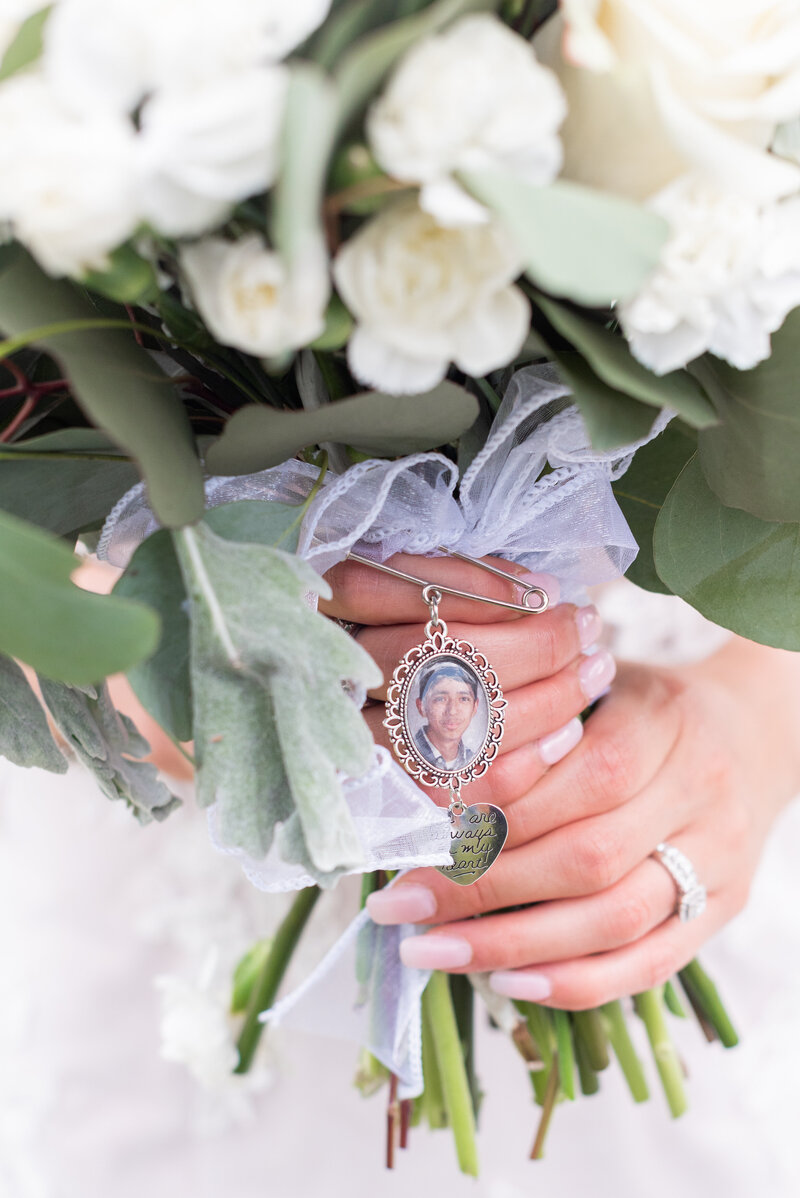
[1, 583, 799, 1196]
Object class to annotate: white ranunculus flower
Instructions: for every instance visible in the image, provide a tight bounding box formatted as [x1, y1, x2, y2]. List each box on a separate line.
[536, 0, 800, 202]
[181, 234, 329, 357]
[0, 73, 139, 277]
[333, 197, 530, 394]
[42, 0, 331, 114]
[620, 177, 800, 373]
[137, 67, 287, 237]
[367, 14, 565, 226]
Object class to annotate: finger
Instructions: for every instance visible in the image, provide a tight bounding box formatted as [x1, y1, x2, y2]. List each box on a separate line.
[321, 553, 559, 626]
[363, 707, 584, 808]
[357, 603, 602, 698]
[389, 825, 719, 973]
[485, 894, 731, 1010]
[503, 663, 683, 841]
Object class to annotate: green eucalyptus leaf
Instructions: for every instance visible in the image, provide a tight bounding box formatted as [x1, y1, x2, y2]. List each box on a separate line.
[38, 677, 180, 821]
[174, 523, 381, 875]
[0, 654, 67, 772]
[230, 938, 272, 1014]
[0, 508, 160, 684]
[81, 244, 159, 305]
[460, 172, 668, 306]
[693, 310, 800, 522]
[334, 0, 499, 132]
[0, 5, 51, 82]
[534, 297, 717, 429]
[612, 422, 696, 594]
[0, 429, 139, 536]
[0, 253, 204, 527]
[272, 64, 337, 270]
[206, 382, 479, 474]
[552, 351, 658, 451]
[204, 500, 302, 552]
[653, 453, 800, 648]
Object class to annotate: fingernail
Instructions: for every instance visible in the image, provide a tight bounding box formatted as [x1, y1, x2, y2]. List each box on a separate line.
[516, 570, 560, 609]
[575, 604, 602, 650]
[538, 716, 584, 766]
[367, 885, 437, 925]
[399, 934, 472, 970]
[578, 648, 616, 702]
[489, 970, 552, 1001]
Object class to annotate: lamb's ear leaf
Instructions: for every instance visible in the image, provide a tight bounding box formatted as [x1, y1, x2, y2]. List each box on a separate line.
[0, 654, 67, 772]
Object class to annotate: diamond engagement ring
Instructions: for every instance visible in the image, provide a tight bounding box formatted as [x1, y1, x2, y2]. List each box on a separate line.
[652, 842, 707, 922]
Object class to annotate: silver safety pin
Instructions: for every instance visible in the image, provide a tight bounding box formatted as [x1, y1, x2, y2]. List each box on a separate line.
[346, 546, 549, 615]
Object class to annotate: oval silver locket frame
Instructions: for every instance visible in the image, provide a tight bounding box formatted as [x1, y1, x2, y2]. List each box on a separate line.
[383, 624, 507, 792]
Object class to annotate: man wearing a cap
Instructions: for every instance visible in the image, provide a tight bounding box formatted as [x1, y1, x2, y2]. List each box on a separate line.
[414, 660, 480, 771]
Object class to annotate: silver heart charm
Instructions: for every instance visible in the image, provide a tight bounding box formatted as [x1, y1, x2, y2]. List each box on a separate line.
[436, 802, 508, 886]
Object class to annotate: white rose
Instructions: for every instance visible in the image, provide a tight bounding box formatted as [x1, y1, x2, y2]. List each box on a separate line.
[620, 177, 800, 373]
[137, 67, 287, 237]
[536, 0, 800, 202]
[0, 73, 139, 277]
[333, 197, 530, 394]
[181, 233, 330, 357]
[367, 14, 565, 226]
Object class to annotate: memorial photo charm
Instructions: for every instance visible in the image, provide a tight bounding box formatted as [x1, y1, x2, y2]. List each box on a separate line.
[383, 585, 508, 885]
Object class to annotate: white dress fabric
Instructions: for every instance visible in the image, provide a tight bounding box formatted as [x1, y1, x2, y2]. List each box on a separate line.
[2, 582, 800, 1197]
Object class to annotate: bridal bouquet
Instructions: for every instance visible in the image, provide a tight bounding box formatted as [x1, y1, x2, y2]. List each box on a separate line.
[1, 0, 798, 1174]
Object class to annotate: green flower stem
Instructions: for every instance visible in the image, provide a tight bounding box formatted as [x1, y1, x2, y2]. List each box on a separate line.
[424, 971, 480, 1177]
[572, 1009, 610, 1072]
[450, 974, 480, 1115]
[530, 1062, 560, 1160]
[234, 885, 320, 1074]
[663, 980, 688, 1018]
[573, 1032, 600, 1096]
[515, 1001, 554, 1105]
[601, 1001, 649, 1103]
[420, 995, 448, 1129]
[553, 1009, 576, 1100]
[679, 959, 739, 1048]
[633, 989, 688, 1118]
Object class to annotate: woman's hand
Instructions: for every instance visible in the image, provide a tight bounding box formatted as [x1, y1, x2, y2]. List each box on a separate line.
[366, 636, 800, 1009]
[322, 550, 616, 814]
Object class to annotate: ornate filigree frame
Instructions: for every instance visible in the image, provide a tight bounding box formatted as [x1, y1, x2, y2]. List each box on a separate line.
[383, 627, 507, 792]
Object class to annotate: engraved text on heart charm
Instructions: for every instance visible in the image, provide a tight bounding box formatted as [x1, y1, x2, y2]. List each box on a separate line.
[435, 802, 508, 886]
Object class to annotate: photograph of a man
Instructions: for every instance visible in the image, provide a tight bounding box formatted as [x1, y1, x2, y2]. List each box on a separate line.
[413, 658, 485, 772]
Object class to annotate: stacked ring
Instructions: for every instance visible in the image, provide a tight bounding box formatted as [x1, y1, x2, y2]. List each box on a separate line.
[652, 841, 707, 922]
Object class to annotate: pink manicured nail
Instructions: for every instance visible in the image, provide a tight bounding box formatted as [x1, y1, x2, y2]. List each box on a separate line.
[516, 570, 560, 609]
[367, 885, 437, 925]
[489, 970, 552, 1001]
[578, 648, 616, 702]
[399, 935, 473, 970]
[538, 717, 584, 766]
[575, 604, 602, 650]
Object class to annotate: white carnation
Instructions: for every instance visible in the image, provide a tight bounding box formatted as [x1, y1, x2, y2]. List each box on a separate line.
[333, 196, 530, 394]
[620, 177, 800, 373]
[137, 67, 287, 237]
[181, 234, 329, 357]
[0, 72, 139, 277]
[368, 14, 565, 226]
[537, 0, 800, 202]
[42, 0, 330, 113]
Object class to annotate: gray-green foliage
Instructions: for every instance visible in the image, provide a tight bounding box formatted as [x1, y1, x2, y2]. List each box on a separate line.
[0, 507, 160, 684]
[693, 308, 800, 523]
[0, 429, 139, 537]
[654, 454, 800, 649]
[37, 677, 180, 821]
[174, 523, 382, 875]
[0, 654, 66, 772]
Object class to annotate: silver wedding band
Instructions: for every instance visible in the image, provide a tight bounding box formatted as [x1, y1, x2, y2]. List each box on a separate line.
[652, 842, 707, 922]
